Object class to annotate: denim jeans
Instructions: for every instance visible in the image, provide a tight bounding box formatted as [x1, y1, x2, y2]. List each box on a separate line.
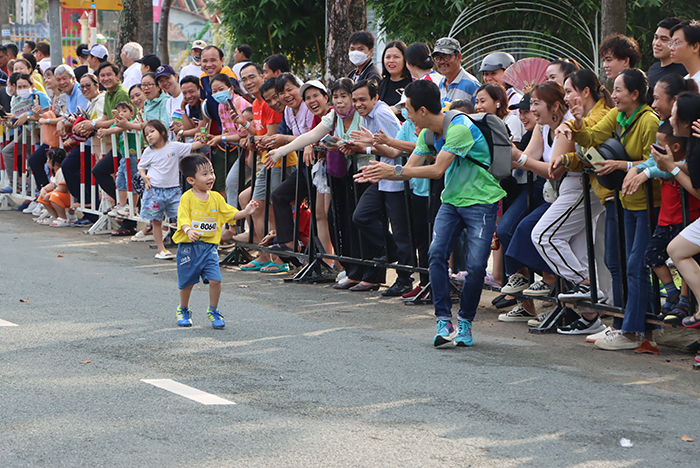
[430, 202, 498, 322]
[620, 208, 657, 333]
[604, 201, 623, 308]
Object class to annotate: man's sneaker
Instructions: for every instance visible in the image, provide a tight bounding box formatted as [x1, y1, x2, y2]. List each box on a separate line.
[586, 325, 612, 343]
[527, 313, 547, 327]
[116, 206, 133, 217]
[433, 320, 456, 347]
[594, 330, 639, 350]
[522, 279, 552, 297]
[22, 200, 39, 213]
[557, 316, 606, 335]
[31, 203, 44, 215]
[176, 306, 193, 327]
[108, 205, 123, 217]
[501, 273, 529, 295]
[454, 320, 473, 347]
[558, 284, 592, 302]
[498, 304, 537, 322]
[208, 307, 225, 329]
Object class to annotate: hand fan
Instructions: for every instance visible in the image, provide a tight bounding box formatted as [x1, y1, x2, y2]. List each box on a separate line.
[502, 57, 550, 94]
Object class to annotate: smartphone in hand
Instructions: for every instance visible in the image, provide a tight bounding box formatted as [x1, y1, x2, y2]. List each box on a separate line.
[651, 143, 667, 155]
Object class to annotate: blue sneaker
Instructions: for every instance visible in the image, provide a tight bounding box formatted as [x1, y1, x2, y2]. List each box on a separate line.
[176, 306, 192, 327]
[207, 307, 225, 329]
[454, 320, 473, 347]
[433, 320, 455, 347]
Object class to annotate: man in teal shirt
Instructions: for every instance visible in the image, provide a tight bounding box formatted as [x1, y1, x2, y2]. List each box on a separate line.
[355, 79, 505, 348]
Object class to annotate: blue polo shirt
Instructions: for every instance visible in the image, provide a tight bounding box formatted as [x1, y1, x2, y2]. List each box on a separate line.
[65, 82, 89, 114]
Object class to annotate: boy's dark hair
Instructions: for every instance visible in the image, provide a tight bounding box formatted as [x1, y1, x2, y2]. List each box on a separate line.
[259, 77, 278, 97]
[47, 147, 67, 165]
[143, 119, 168, 143]
[349, 31, 375, 50]
[404, 80, 441, 115]
[263, 54, 290, 74]
[351, 79, 378, 99]
[240, 62, 263, 76]
[96, 61, 120, 78]
[180, 153, 212, 179]
[658, 120, 686, 148]
[599, 34, 642, 68]
[670, 20, 700, 49]
[115, 101, 134, 113]
[658, 17, 682, 31]
[180, 75, 201, 88]
[6, 43, 18, 58]
[237, 44, 252, 59]
[24, 41, 36, 51]
[449, 99, 476, 113]
[243, 106, 253, 114]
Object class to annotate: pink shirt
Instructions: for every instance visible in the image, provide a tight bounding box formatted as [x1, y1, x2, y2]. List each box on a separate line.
[218, 94, 249, 135]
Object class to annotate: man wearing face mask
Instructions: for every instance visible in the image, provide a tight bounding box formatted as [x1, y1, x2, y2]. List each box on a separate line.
[120, 42, 143, 91]
[347, 31, 381, 85]
[179, 40, 207, 81]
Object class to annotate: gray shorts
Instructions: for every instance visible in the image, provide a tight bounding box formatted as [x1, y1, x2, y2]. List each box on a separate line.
[251, 165, 294, 202]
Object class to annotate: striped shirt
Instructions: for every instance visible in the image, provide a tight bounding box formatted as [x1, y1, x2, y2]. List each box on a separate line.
[438, 68, 480, 107]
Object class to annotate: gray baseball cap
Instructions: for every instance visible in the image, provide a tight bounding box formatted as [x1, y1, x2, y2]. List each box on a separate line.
[432, 38, 461, 56]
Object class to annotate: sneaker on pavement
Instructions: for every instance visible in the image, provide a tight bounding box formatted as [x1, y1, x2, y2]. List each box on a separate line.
[31, 203, 44, 215]
[37, 216, 55, 225]
[176, 306, 193, 327]
[527, 313, 547, 327]
[22, 200, 38, 213]
[402, 284, 423, 299]
[107, 205, 123, 217]
[498, 304, 537, 322]
[586, 325, 612, 343]
[207, 307, 225, 329]
[501, 273, 529, 295]
[594, 330, 639, 350]
[454, 320, 473, 347]
[433, 320, 456, 347]
[557, 316, 606, 335]
[50, 218, 71, 227]
[116, 206, 132, 217]
[522, 279, 552, 297]
[558, 284, 592, 302]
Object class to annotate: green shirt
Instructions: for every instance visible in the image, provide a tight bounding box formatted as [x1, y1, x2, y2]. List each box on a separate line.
[103, 84, 131, 118]
[414, 114, 505, 207]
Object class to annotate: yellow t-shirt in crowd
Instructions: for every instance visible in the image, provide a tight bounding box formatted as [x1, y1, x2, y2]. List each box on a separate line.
[172, 190, 239, 245]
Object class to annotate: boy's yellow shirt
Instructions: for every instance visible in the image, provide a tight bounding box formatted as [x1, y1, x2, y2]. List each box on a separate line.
[173, 190, 239, 245]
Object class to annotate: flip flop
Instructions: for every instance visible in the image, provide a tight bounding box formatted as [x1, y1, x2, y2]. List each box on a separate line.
[260, 263, 290, 273]
[240, 260, 272, 271]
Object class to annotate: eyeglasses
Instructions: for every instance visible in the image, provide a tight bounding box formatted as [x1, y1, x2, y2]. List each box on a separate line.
[141, 82, 155, 89]
[80, 83, 95, 90]
[667, 40, 686, 47]
[433, 54, 455, 63]
[240, 74, 260, 84]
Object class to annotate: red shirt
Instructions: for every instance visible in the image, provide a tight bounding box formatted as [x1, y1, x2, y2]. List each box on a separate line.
[659, 178, 700, 226]
[252, 98, 282, 136]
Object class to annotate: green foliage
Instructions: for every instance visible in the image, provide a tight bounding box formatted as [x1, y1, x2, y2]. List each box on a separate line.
[212, 0, 325, 70]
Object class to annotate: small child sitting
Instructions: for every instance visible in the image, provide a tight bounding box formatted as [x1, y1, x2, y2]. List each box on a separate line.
[137, 119, 205, 260]
[173, 154, 258, 328]
[37, 148, 72, 227]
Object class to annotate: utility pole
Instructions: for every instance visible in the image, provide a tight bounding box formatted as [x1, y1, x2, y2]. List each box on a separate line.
[48, 0, 62, 66]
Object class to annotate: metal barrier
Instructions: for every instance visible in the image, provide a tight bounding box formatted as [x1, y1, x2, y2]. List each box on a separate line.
[0, 122, 38, 210]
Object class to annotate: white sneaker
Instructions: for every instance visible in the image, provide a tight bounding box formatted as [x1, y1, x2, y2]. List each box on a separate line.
[336, 270, 347, 283]
[557, 284, 592, 302]
[50, 218, 71, 227]
[107, 205, 123, 217]
[586, 326, 612, 343]
[37, 216, 55, 225]
[594, 330, 639, 350]
[31, 203, 44, 215]
[557, 316, 606, 335]
[116, 206, 133, 218]
[34, 207, 48, 218]
[527, 313, 547, 327]
[498, 305, 537, 322]
[22, 200, 38, 213]
[501, 273, 529, 295]
[522, 279, 552, 297]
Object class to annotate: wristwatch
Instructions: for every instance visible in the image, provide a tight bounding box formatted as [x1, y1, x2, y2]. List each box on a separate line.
[394, 165, 403, 177]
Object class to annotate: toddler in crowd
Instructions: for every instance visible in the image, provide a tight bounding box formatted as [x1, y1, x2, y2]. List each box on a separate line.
[37, 148, 71, 227]
[172, 154, 258, 328]
[137, 119, 205, 259]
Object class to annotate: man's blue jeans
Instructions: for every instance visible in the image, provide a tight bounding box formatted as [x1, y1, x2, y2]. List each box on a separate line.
[429, 202, 498, 322]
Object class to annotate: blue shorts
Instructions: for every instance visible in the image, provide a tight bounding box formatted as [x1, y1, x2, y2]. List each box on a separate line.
[177, 242, 222, 289]
[116, 155, 138, 192]
[140, 186, 180, 220]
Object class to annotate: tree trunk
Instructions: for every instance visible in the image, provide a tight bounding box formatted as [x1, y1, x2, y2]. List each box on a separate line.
[601, 0, 626, 39]
[140, 0, 155, 55]
[0, 0, 9, 34]
[157, 0, 173, 64]
[116, 0, 142, 67]
[325, 0, 366, 83]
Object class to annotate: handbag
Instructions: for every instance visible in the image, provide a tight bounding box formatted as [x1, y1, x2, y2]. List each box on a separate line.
[596, 109, 651, 191]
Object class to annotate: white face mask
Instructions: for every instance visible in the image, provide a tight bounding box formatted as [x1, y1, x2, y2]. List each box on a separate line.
[349, 50, 369, 67]
[17, 89, 31, 99]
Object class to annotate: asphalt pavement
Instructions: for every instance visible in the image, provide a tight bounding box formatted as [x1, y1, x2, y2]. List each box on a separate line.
[1, 210, 699, 468]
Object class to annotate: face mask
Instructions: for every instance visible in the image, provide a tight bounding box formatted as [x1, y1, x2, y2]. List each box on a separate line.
[193, 56, 201, 65]
[17, 89, 31, 99]
[401, 107, 409, 120]
[213, 90, 230, 105]
[348, 51, 369, 67]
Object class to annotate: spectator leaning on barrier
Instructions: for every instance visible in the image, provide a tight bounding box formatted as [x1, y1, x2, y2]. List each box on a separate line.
[121, 42, 144, 91]
[178, 76, 203, 142]
[431, 37, 480, 108]
[200, 45, 238, 99]
[355, 79, 506, 346]
[179, 40, 207, 81]
[155, 65, 184, 134]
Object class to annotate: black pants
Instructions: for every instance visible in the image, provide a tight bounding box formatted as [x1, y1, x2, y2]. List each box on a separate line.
[28, 143, 49, 188]
[92, 150, 137, 229]
[61, 144, 99, 222]
[411, 192, 430, 285]
[329, 173, 385, 284]
[270, 166, 307, 244]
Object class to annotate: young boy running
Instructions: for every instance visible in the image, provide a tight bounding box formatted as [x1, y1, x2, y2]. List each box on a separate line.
[173, 154, 258, 328]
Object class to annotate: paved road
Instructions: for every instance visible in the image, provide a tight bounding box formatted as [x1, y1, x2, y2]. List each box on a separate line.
[1, 211, 699, 467]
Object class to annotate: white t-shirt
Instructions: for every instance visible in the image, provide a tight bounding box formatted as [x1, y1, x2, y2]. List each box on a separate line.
[138, 141, 193, 188]
[180, 64, 202, 81]
[232, 61, 251, 83]
[122, 63, 142, 92]
[686, 70, 700, 91]
[38, 58, 52, 74]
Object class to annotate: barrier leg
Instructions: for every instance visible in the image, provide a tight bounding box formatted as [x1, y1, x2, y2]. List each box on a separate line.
[220, 146, 254, 266]
[0, 125, 20, 210]
[80, 143, 86, 210]
[21, 127, 27, 198]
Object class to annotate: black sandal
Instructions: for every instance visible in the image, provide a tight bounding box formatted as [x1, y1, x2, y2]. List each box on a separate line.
[111, 226, 137, 237]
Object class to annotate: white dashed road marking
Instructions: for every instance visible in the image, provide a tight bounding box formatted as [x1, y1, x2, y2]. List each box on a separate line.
[141, 379, 236, 405]
[0, 319, 18, 326]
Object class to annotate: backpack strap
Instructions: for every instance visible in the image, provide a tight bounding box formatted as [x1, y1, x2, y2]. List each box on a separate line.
[424, 110, 465, 154]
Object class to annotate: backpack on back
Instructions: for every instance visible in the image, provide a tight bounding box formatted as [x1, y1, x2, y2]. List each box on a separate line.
[423, 110, 512, 180]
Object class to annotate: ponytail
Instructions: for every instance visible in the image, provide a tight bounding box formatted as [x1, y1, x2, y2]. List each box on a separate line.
[568, 69, 614, 108]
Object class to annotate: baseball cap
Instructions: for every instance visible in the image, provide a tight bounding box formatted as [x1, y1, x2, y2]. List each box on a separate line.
[299, 80, 327, 100]
[509, 92, 531, 111]
[89, 44, 109, 60]
[155, 64, 176, 80]
[136, 54, 161, 72]
[432, 38, 461, 56]
[191, 40, 207, 50]
[395, 92, 407, 110]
